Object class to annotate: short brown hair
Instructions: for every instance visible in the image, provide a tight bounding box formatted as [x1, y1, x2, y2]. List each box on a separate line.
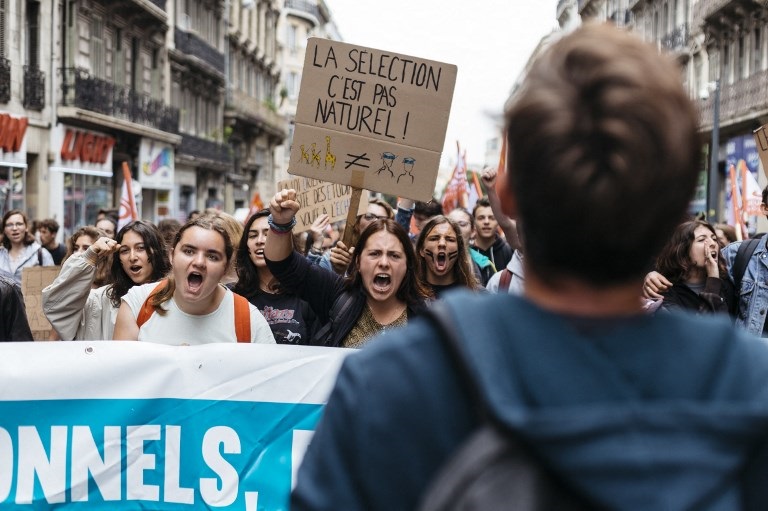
[504, 23, 701, 285]
[38, 218, 60, 233]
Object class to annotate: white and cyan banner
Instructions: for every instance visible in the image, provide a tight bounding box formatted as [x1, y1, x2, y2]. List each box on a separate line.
[0, 342, 351, 510]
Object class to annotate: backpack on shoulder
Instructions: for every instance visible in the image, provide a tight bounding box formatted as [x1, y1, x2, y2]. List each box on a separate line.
[136, 279, 251, 342]
[418, 302, 594, 511]
[732, 234, 766, 290]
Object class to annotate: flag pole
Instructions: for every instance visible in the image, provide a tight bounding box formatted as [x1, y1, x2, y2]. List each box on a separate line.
[122, 161, 138, 222]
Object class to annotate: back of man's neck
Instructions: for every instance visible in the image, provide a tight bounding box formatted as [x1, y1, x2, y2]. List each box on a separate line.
[525, 272, 644, 317]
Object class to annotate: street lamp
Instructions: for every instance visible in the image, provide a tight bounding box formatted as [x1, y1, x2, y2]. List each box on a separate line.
[706, 79, 721, 222]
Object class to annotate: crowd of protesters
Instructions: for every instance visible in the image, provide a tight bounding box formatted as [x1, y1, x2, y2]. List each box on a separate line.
[0, 169, 764, 345]
[3, 21, 768, 508]
[0, 173, 529, 346]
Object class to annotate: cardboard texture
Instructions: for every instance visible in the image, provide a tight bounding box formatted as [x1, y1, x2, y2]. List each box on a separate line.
[21, 266, 60, 341]
[753, 124, 768, 179]
[277, 176, 370, 232]
[291, 38, 457, 201]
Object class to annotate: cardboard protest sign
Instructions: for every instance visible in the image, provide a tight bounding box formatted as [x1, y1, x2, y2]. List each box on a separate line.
[753, 123, 768, 178]
[291, 38, 457, 201]
[21, 266, 60, 340]
[0, 342, 350, 509]
[276, 176, 369, 232]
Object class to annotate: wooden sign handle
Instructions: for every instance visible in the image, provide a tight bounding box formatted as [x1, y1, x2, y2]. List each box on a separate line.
[341, 188, 363, 248]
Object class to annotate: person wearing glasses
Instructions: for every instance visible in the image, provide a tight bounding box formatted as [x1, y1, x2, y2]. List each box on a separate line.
[0, 210, 54, 286]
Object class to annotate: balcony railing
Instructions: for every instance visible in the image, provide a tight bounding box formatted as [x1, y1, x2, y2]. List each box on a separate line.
[23, 66, 45, 111]
[175, 30, 225, 75]
[661, 23, 689, 53]
[178, 133, 232, 165]
[59, 68, 179, 134]
[699, 69, 768, 130]
[0, 58, 10, 104]
[228, 90, 288, 139]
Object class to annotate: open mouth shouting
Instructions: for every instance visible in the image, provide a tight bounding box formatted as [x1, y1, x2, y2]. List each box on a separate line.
[425, 249, 457, 275]
[187, 271, 205, 294]
[372, 273, 393, 293]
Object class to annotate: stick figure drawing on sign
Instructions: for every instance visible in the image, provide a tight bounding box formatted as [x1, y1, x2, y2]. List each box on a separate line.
[378, 152, 396, 177]
[397, 157, 415, 184]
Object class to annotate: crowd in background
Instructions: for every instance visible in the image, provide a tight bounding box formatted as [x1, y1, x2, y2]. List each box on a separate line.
[0, 184, 525, 346]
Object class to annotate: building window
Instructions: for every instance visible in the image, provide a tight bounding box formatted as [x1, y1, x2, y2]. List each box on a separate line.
[738, 35, 745, 79]
[0, 167, 25, 214]
[754, 28, 762, 74]
[0, 0, 6, 59]
[287, 71, 299, 99]
[63, 172, 112, 236]
[26, 0, 40, 69]
[91, 16, 105, 79]
[287, 24, 297, 53]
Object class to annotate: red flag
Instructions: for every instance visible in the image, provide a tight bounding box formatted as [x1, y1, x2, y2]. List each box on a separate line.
[494, 134, 508, 199]
[118, 161, 139, 231]
[441, 141, 469, 214]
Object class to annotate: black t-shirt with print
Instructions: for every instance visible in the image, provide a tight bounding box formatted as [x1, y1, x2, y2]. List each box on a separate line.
[242, 291, 319, 345]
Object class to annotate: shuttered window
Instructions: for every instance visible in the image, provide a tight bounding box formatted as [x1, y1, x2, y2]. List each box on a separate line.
[91, 16, 105, 78]
[0, 0, 6, 59]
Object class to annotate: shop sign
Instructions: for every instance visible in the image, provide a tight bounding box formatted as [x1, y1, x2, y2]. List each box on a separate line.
[139, 138, 174, 189]
[50, 124, 115, 177]
[0, 112, 29, 168]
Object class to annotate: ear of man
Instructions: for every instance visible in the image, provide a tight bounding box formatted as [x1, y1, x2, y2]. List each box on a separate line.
[496, 167, 518, 221]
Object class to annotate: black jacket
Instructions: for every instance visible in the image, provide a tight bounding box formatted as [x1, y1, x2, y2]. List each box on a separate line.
[266, 250, 425, 347]
[472, 236, 513, 271]
[0, 276, 33, 341]
[661, 277, 736, 318]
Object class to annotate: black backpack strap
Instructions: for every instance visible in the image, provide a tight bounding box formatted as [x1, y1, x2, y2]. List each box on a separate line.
[733, 235, 764, 289]
[37, 247, 43, 266]
[311, 291, 356, 347]
[424, 301, 490, 422]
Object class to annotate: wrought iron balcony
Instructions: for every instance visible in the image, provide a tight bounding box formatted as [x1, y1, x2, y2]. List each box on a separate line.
[661, 23, 689, 53]
[0, 58, 10, 104]
[59, 67, 179, 134]
[178, 133, 232, 165]
[23, 66, 45, 111]
[226, 90, 288, 140]
[699, 68, 768, 131]
[175, 29, 225, 76]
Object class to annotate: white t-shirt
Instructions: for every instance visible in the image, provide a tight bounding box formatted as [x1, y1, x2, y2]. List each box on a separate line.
[122, 282, 275, 345]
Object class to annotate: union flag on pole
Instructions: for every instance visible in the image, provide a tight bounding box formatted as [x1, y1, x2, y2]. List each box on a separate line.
[441, 141, 468, 214]
[118, 161, 139, 231]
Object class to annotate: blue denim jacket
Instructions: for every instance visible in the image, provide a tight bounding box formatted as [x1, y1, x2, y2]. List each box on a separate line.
[722, 238, 768, 336]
